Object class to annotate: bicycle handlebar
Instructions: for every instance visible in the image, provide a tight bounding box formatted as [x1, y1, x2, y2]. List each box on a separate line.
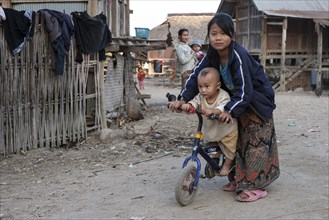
[182, 106, 219, 121]
[169, 104, 219, 121]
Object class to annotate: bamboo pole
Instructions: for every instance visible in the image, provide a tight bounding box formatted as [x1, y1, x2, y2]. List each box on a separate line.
[280, 17, 287, 91]
[99, 61, 107, 129]
[316, 22, 323, 91]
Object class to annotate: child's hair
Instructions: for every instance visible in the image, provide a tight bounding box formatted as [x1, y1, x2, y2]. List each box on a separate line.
[199, 67, 221, 82]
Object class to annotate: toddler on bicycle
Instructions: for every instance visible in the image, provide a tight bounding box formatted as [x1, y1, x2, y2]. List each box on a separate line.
[181, 67, 238, 176]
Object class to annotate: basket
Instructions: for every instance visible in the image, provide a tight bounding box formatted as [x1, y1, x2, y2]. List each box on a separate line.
[135, 28, 150, 39]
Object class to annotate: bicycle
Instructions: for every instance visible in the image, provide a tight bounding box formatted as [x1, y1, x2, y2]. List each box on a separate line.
[173, 106, 235, 206]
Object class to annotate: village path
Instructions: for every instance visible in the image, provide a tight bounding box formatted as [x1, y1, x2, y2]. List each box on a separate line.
[0, 76, 328, 220]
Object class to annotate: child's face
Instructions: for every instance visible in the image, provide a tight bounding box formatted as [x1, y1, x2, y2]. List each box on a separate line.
[197, 71, 220, 100]
[192, 45, 201, 52]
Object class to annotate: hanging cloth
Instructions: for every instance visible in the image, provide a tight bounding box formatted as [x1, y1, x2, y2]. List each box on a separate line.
[71, 11, 112, 63]
[0, 7, 6, 21]
[2, 8, 36, 55]
[42, 9, 74, 51]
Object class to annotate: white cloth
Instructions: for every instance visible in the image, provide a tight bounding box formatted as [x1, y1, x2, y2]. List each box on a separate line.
[188, 88, 238, 142]
[0, 7, 6, 21]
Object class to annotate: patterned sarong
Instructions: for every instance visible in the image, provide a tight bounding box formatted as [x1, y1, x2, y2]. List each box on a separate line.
[234, 112, 280, 192]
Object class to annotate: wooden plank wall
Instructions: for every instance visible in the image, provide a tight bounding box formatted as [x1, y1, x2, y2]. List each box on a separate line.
[0, 13, 94, 155]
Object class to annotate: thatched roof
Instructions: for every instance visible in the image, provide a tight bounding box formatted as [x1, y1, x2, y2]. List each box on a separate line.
[148, 13, 215, 47]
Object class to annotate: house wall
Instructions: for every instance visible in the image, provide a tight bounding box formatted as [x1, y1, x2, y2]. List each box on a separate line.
[266, 18, 319, 55]
[235, 1, 262, 55]
[105, 55, 125, 113]
[103, 53, 136, 125]
[147, 47, 207, 76]
[11, 1, 87, 14]
[101, 0, 130, 37]
[148, 48, 175, 75]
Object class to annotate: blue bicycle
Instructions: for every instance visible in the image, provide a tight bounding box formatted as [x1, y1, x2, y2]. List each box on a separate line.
[174, 107, 235, 206]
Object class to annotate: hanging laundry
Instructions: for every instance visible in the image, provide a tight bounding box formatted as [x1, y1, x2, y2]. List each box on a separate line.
[2, 8, 36, 56]
[40, 9, 74, 75]
[71, 11, 112, 63]
[41, 9, 74, 51]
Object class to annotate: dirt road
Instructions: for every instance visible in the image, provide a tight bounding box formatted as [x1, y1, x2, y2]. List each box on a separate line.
[0, 77, 328, 219]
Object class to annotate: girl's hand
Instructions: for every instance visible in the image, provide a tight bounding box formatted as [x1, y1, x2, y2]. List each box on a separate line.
[168, 100, 186, 112]
[219, 111, 233, 124]
[181, 103, 191, 112]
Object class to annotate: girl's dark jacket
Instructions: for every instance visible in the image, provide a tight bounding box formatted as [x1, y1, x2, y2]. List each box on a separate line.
[181, 41, 276, 122]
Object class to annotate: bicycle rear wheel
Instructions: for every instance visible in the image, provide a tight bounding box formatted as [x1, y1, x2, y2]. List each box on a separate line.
[175, 165, 198, 206]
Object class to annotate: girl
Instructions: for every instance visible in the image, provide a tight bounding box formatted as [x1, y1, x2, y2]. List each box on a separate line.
[137, 67, 146, 90]
[170, 13, 280, 202]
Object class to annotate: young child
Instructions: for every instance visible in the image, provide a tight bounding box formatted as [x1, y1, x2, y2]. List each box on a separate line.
[137, 67, 146, 90]
[190, 39, 205, 62]
[181, 67, 238, 176]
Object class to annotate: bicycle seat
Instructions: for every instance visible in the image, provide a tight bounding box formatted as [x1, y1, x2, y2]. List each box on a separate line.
[206, 142, 219, 147]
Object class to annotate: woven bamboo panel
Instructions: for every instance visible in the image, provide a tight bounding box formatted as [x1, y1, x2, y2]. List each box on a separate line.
[0, 13, 102, 155]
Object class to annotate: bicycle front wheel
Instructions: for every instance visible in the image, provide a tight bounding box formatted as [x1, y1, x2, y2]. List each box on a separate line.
[175, 165, 198, 206]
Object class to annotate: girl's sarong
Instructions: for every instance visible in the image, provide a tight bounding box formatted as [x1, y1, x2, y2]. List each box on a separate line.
[234, 112, 280, 192]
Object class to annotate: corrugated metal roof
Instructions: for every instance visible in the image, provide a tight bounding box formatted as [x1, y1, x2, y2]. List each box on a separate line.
[315, 19, 329, 27]
[13, 2, 87, 14]
[262, 10, 328, 19]
[253, 0, 328, 12]
[253, 0, 329, 19]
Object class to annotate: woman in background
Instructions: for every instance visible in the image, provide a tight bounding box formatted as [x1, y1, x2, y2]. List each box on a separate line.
[174, 28, 197, 91]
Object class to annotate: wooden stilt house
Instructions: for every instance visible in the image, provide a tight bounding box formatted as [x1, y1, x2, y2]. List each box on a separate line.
[218, 0, 329, 92]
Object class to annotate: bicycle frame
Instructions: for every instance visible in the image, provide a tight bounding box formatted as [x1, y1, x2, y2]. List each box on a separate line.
[181, 109, 222, 188]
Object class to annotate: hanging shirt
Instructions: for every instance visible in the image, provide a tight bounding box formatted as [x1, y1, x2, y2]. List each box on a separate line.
[71, 11, 112, 63]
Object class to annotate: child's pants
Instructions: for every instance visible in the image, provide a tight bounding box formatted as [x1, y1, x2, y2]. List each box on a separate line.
[138, 80, 144, 90]
[218, 129, 238, 160]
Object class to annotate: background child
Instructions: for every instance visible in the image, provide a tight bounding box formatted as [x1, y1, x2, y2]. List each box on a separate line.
[190, 39, 205, 62]
[137, 67, 146, 90]
[181, 67, 238, 176]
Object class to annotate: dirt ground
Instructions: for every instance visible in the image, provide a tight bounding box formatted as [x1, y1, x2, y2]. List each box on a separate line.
[0, 77, 328, 220]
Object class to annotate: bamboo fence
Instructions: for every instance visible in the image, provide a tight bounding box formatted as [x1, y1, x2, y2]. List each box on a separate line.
[0, 13, 102, 155]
